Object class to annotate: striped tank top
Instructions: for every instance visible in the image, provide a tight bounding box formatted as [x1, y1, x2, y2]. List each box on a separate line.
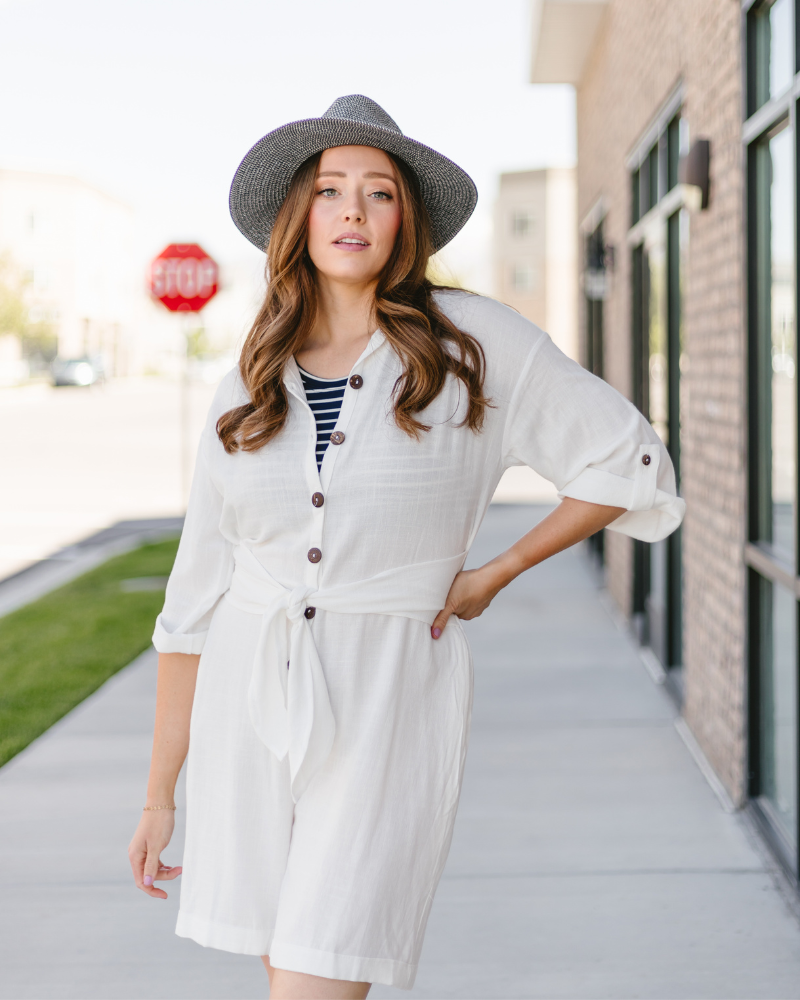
[298, 366, 348, 470]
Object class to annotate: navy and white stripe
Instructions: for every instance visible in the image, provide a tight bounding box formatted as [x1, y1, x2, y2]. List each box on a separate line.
[298, 366, 348, 470]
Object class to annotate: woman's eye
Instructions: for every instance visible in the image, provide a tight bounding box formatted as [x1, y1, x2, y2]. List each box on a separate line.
[317, 188, 338, 198]
[370, 190, 391, 200]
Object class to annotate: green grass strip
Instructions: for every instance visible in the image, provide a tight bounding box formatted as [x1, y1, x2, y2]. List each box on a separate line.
[0, 537, 179, 768]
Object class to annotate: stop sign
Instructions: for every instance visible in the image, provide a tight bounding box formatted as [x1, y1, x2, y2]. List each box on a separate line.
[149, 243, 219, 312]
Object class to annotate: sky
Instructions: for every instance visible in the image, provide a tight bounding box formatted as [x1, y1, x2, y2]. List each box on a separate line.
[0, 0, 575, 296]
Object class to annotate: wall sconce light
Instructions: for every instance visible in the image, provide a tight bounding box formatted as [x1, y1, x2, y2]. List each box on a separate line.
[679, 139, 711, 210]
[583, 243, 616, 301]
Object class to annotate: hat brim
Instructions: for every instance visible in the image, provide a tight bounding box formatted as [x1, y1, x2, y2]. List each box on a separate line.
[229, 118, 477, 254]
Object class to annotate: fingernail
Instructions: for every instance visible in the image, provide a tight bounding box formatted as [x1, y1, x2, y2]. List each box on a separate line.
[143, 875, 153, 886]
[432, 627, 441, 639]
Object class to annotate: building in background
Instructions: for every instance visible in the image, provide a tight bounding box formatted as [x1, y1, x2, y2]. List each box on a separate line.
[0, 168, 261, 384]
[0, 169, 137, 376]
[493, 167, 578, 359]
[531, 0, 800, 884]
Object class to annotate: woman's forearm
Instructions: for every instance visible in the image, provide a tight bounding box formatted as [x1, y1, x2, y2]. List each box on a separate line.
[146, 652, 200, 805]
[485, 497, 626, 589]
[431, 497, 628, 635]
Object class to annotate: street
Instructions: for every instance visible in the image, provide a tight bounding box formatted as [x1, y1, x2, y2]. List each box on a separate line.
[0, 378, 216, 581]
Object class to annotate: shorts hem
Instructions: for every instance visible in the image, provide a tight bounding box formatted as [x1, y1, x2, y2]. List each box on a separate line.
[175, 910, 273, 956]
[269, 939, 417, 990]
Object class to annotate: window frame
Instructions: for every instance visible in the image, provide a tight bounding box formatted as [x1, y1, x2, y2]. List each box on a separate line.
[626, 90, 687, 677]
[743, 0, 800, 880]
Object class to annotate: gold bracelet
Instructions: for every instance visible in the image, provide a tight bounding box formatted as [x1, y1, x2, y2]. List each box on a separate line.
[143, 804, 176, 811]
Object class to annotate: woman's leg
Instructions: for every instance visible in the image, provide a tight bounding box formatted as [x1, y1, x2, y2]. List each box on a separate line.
[261, 957, 370, 999]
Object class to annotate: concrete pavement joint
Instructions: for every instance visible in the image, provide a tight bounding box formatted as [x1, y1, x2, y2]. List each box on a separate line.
[520, 718, 675, 730]
[440, 868, 770, 879]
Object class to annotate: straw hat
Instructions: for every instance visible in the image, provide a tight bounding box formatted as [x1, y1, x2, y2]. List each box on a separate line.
[229, 94, 477, 254]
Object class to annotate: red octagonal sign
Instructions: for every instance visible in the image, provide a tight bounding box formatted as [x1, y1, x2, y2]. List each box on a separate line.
[149, 243, 219, 312]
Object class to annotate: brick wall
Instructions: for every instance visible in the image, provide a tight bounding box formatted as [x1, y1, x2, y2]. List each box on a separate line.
[577, 0, 748, 803]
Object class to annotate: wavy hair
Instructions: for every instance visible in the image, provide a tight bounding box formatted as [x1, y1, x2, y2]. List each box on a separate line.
[216, 150, 491, 454]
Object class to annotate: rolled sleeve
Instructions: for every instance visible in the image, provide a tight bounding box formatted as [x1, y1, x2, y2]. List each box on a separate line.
[502, 334, 685, 543]
[152, 618, 208, 655]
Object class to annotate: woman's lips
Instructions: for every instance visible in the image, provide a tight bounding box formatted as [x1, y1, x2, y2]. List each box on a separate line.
[333, 234, 370, 252]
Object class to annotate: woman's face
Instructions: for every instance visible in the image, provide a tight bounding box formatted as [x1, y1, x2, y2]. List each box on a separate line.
[306, 145, 402, 286]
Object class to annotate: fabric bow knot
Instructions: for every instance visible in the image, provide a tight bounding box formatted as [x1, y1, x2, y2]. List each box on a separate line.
[226, 544, 467, 802]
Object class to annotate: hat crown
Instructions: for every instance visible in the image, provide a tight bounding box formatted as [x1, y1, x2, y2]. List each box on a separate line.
[321, 94, 402, 135]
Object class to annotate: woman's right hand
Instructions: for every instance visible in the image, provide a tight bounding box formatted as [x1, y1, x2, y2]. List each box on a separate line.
[128, 808, 182, 900]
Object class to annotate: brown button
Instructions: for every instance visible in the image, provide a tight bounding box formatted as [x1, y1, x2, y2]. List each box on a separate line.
[311, 492, 324, 507]
[642, 454, 651, 466]
[330, 431, 345, 445]
[349, 374, 363, 389]
[307, 548, 322, 563]
[304, 606, 316, 619]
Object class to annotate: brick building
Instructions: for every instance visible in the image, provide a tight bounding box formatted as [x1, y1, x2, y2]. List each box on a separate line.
[531, 0, 799, 881]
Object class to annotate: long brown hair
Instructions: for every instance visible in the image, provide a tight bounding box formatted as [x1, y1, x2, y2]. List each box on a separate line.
[217, 150, 491, 454]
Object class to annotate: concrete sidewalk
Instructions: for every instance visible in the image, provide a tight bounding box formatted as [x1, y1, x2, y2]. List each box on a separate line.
[1, 505, 799, 999]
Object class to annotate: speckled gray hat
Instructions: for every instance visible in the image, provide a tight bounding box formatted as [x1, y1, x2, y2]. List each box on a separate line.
[229, 94, 477, 254]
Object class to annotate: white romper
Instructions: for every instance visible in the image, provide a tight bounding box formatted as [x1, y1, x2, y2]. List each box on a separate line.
[153, 291, 685, 989]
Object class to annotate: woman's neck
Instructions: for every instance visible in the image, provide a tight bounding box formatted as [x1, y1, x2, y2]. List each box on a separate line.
[295, 275, 376, 379]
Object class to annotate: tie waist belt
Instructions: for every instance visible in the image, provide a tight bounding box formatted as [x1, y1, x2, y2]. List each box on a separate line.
[225, 544, 467, 801]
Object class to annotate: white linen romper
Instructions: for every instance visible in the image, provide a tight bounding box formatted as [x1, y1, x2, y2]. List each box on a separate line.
[153, 291, 685, 989]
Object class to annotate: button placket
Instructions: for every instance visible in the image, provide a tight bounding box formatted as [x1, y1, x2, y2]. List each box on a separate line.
[283, 362, 324, 490]
[283, 357, 330, 590]
[298, 332, 386, 591]
[306, 481, 326, 587]
[318, 337, 381, 495]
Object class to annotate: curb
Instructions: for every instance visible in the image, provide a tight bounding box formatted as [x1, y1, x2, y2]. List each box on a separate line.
[0, 518, 184, 620]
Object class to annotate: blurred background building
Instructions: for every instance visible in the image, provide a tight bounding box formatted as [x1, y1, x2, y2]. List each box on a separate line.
[531, 0, 800, 881]
[493, 167, 577, 359]
[0, 168, 257, 385]
[0, 169, 137, 380]
[489, 167, 577, 503]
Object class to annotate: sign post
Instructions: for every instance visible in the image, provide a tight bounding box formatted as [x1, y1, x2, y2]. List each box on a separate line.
[148, 243, 219, 507]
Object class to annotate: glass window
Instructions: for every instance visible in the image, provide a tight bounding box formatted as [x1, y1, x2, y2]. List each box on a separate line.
[511, 263, 535, 292]
[770, 0, 794, 98]
[757, 576, 798, 851]
[585, 222, 605, 378]
[750, 0, 795, 113]
[648, 238, 668, 445]
[769, 127, 795, 558]
[511, 210, 534, 237]
[753, 123, 796, 562]
[632, 168, 640, 225]
[648, 144, 659, 211]
[667, 116, 680, 191]
[746, 0, 800, 880]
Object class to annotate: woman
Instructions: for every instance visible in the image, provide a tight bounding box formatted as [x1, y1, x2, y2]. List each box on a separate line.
[128, 95, 684, 999]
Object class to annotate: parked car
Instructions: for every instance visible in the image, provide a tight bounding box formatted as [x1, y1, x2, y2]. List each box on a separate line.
[51, 356, 105, 387]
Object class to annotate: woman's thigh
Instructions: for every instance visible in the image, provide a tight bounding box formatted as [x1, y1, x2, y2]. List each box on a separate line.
[262, 957, 370, 999]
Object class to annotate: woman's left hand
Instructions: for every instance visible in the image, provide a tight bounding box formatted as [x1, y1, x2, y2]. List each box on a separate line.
[431, 561, 511, 639]
[430, 498, 627, 640]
